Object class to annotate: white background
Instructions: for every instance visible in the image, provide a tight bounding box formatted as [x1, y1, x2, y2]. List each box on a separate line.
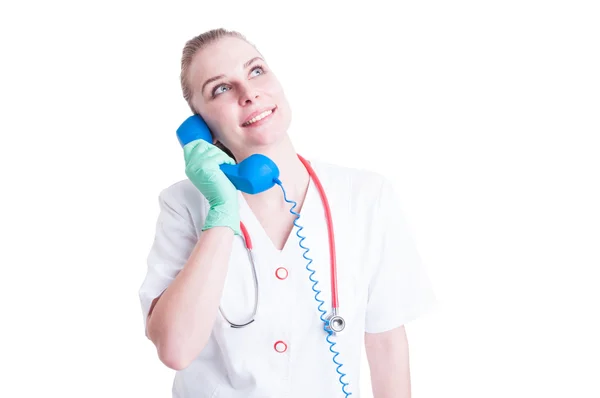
[1, 0, 599, 397]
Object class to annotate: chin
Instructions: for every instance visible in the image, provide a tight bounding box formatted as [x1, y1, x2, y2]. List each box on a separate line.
[245, 128, 286, 147]
[241, 113, 290, 146]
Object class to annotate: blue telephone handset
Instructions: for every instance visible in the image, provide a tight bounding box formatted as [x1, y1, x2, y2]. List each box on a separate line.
[176, 115, 280, 194]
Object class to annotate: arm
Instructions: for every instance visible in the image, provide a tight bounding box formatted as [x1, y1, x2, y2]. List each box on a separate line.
[144, 139, 241, 370]
[365, 326, 411, 398]
[146, 226, 234, 370]
[363, 177, 436, 396]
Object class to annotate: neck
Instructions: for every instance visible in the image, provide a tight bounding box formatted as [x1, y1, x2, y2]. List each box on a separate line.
[234, 136, 310, 208]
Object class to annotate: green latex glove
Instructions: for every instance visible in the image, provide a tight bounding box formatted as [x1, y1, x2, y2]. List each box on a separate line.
[183, 139, 240, 235]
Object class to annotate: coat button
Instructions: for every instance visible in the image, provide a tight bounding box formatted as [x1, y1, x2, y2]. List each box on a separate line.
[274, 340, 287, 353]
[275, 267, 288, 280]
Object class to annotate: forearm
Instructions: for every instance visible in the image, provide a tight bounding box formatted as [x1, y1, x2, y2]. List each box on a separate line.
[365, 327, 411, 398]
[147, 226, 234, 370]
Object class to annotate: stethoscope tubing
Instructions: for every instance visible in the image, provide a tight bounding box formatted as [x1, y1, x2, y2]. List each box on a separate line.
[222, 154, 342, 331]
[298, 156, 339, 310]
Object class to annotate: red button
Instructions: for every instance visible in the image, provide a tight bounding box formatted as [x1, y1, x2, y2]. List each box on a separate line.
[275, 267, 288, 280]
[274, 341, 287, 353]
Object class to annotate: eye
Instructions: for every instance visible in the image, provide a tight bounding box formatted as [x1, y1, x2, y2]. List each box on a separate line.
[212, 84, 230, 96]
[250, 65, 264, 77]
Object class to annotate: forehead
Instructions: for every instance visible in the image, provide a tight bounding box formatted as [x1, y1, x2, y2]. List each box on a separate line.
[188, 37, 261, 90]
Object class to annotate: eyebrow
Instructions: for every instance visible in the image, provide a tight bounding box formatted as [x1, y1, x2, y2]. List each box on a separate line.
[201, 57, 265, 95]
[244, 56, 263, 68]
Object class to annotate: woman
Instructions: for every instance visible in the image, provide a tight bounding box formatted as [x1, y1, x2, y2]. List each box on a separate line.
[138, 28, 436, 398]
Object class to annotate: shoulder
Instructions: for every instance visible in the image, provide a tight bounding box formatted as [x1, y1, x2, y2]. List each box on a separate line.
[158, 178, 203, 205]
[155, 179, 209, 225]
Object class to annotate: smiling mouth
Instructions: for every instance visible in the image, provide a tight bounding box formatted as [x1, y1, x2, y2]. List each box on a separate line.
[242, 107, 276, 127]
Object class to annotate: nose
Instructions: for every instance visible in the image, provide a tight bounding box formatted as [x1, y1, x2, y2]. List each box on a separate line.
[238, 84, 259, 106]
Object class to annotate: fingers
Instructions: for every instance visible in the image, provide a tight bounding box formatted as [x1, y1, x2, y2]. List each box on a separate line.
[204, 150, 235, 166]
[183, 139, 210, 161]
[183, 139, 235, 167]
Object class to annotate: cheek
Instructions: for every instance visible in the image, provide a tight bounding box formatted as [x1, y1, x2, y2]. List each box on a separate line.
[268, 80, 285, 98]
[206, 103, 242, 141]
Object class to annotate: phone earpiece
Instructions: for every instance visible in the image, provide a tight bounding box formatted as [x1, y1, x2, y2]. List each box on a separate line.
[176, 115, 280, 194]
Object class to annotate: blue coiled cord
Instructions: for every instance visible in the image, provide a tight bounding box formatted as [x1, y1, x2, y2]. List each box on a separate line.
[275, 179, 352, 397]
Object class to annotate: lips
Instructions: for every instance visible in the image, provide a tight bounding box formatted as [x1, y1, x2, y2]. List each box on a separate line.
[242, 106, 277, 127]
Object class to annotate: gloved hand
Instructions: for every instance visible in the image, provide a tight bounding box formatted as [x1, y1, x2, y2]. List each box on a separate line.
[183, 139, 240, 235]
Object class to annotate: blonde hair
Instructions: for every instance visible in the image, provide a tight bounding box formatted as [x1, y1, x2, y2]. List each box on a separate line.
[179, 28, 257, 159]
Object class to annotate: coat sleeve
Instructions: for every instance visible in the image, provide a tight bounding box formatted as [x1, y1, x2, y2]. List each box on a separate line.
[138, 186, 200, 335]
[364, 177, 437, 333]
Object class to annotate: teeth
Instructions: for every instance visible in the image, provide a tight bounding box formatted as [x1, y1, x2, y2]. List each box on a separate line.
[244, 109, 272, 126]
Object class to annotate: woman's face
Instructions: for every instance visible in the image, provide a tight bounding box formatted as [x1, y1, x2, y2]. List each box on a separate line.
[187, 37, 292, 156]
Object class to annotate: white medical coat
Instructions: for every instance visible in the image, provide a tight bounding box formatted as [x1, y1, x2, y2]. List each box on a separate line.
[139, 159, 436, 398]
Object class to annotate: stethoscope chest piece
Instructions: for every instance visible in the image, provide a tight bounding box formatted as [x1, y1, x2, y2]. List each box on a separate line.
[327, 311, 346, 333]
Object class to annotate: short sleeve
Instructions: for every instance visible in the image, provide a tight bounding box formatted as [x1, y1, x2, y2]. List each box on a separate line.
[138, 188, 199, 335]
[364, 177, 437, 333]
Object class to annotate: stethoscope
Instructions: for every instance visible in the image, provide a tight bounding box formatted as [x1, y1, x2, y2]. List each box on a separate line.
[219, 155, 346, 334]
